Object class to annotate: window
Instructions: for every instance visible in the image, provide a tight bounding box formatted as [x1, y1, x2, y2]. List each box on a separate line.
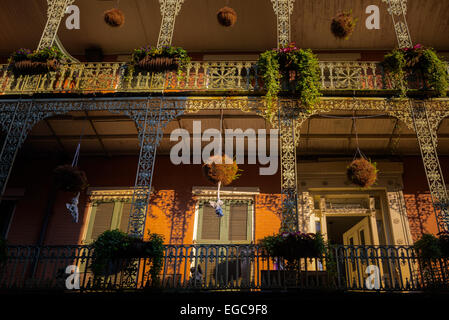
[195, 199, 253, 244]
[83, 188, 134, 243]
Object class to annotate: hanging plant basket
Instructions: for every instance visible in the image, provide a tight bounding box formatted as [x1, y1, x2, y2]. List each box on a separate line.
[217, 6, 237, 27]
[104, 8, 125, 27]
[331, 11, 357, 39]
[347, 158, 378, 188]
[202, 155, 240, 186]
[53, 164, 88, 193]
[137, 56, 179, 73]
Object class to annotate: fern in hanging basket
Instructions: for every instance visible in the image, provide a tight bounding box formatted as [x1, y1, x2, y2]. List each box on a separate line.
[347, 158, 378, 188]
[202, 155, 241, 186]
[53, 164, 88, 193]
[217, 6, 237, 27]
[331, 11, 358, 40]
[104, 8, 125, 27]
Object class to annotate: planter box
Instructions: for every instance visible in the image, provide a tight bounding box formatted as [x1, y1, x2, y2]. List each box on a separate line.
[137, 56, 179, 73]
[12, 59, 59, 75]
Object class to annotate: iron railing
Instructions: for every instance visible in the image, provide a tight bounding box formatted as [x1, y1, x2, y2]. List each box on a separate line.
[0, 244, 447, 292]
[0, 60, 435, 96]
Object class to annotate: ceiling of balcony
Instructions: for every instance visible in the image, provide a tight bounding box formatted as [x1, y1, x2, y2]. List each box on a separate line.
[1, 0, 449, 60]
[17, 109, 449, 158]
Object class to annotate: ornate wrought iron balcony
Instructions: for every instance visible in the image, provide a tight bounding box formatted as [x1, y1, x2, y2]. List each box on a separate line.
[0, 60, 426, 96]
[1, 244, 448, 291]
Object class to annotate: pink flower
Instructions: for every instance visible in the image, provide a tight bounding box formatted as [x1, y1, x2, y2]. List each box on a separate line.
[413, 44, 423, 49]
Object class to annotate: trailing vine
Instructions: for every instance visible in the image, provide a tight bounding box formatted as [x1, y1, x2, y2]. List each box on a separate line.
[258, 43, 321, 120]
[382, 44, 448, 97]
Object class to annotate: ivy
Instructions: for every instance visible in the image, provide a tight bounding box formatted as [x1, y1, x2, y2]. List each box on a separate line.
[258, 43, 321, 120]
[257, 50, 281, 119]
[382, 44, 448, 97]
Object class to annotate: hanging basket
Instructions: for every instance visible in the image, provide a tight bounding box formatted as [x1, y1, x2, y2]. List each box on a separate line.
[104, 8, 125, 27]
[202, 155, 240, 186]
[217, 6, 237, 27]
[347, 158, 378, 188]
[137, 56, 179, 73]
[331, 11, 357, 39]
[12, 59, 59, 76]
[53, 165, 88, 193]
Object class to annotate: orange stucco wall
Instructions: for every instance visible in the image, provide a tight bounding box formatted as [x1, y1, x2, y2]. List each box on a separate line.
[5, 154, 282, 245]
[4, 154, 446, 245]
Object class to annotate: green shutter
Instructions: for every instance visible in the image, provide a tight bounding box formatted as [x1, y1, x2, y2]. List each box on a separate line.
[119, 202, 132, 233]
[229, 203, 248, 241]
[200, 204, 221, 240]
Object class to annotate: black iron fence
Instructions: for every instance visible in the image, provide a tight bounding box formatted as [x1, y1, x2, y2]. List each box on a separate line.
[0, 244, 447, 292]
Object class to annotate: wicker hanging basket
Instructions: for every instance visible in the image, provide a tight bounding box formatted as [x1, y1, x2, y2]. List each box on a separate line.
[53, 165, 88, 193]
[217, 6, 237, 27]
[104, 8, 125, 27]
[347, 158, 378, 188]
[202, 155, 240, 186]
[331, 11, 357, 39]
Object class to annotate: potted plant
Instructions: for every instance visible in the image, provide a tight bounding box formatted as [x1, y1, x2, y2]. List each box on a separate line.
[90, 230, 164, 285]
[382, 44, 448, 97]
[258, 42, 321, 120]
[259, 232, 326, 287]
[331, 11, 358, 39]
[53, 164, 88, 193]
[9, 46, 64, 76]
[347, 158, 378, 188]
[130, 45, 190, 74]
